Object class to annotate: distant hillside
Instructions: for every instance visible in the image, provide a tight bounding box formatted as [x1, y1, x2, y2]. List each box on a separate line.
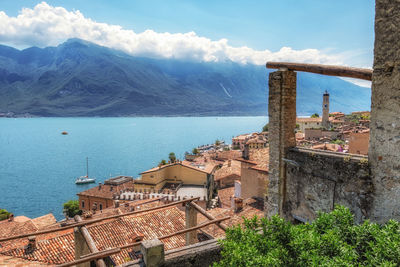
[0, 39, 370, 116]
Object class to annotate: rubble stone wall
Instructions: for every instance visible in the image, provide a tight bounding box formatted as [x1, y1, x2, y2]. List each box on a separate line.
[369, 0, 400, 223]
[284, 148, 372, 223]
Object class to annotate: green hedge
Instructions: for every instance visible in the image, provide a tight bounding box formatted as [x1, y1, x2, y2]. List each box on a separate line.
[214, 206, 400, 267]
[0, 209, 11, 221]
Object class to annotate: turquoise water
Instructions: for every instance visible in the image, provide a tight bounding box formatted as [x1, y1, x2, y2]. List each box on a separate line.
[0, 117, 267, 220]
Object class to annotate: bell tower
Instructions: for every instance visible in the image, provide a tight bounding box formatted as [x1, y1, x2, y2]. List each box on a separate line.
[322, 90, 329, 128]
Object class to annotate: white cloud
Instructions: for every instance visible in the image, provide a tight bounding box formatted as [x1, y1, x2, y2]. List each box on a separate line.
[0, 2, 346, 67]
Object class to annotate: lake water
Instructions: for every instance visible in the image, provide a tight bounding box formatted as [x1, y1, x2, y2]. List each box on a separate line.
[0, 117, 267, 220]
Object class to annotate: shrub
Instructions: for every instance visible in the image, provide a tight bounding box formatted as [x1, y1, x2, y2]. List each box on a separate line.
[63, 200, 81, 218]
[168, 152, 176, 163]
[214, 206, 400, 267]
[262, 123, 269, 132]
[0, 209, 11, 221]
[311, 113, 320, 118]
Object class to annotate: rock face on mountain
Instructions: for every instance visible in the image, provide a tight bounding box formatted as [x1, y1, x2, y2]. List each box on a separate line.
[0, 39, 370, 116]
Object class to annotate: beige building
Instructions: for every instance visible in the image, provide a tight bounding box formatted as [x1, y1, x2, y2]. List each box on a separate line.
[77, 176, 134, 212]
[296, 117, 323, 132]
[348, 131, 370, 155]
[237, 147, 269, 200]
[136, 162, 215, 190]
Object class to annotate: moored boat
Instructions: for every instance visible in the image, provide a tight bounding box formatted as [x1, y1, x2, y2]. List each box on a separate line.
[75, 157, 96, 184]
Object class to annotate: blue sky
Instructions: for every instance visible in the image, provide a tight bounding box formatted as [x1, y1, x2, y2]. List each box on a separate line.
[0, 1, 374, 70]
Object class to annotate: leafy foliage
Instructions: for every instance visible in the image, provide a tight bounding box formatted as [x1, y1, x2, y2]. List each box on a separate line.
[168, 152, 176, 163]
[331, 139, 345, 145]
[63, 200, 81, 218]
[0, 209, 11, 221]
[215, 140, 221, 146]
[160, 159, 167, 165]
[311, 113, 320, 118]
[192, 148, 199, 155]
[214, 206, 400, 267]
[262, 123, 269, 132]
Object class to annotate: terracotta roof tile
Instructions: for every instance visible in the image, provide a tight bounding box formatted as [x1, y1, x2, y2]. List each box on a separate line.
[77, 181, 135, 199]
[1, 206, 187, 266]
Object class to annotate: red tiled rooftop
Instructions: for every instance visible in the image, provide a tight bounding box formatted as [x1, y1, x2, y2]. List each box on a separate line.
[0, 206, 188, 266]
[77, 181, 134, 199]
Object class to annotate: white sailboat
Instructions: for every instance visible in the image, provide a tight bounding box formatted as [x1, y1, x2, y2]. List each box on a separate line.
[75, 157, 96, 184]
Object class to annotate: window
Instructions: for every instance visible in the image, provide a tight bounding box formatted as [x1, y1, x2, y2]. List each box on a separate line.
[99, 203, 103, 210]
[81, 200, 85, 208]
[150, 175, 154, 178]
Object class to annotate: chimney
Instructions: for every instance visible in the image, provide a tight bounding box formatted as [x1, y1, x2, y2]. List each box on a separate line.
[243, 144, 250, 160]
[8, 213, 14, 222]
[232, 197, 243, 213]
[114, 200, 120, 208]
[98, 183, 102, 190]
[25, 236, 36, 254]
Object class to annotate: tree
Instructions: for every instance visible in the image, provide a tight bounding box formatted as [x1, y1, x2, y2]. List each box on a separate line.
[0, 209, 11, 221]
[160, 159, 167, 165]
[192, 148, 199, 155]
[168, 152, 176, 163]
[311, 113, 320, 118]
[215, 140, 221, 146]
[295, 123, 300, 129]
[262, 123, 269, 132]
[215, 206, 400, 267]
[63, 200, 81, 218]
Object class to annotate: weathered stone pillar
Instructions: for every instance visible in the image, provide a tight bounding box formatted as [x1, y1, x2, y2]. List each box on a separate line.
[140, 239, 165, 267]
[265, 70, 297, 218]
[74, 227, 90, 267]
[369, 0, 400, 223]
[185, 203, 198, 245]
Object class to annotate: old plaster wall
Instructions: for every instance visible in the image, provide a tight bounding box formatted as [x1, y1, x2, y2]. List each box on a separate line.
[369, 0, 400, 223]
[284, 148, 373, 223]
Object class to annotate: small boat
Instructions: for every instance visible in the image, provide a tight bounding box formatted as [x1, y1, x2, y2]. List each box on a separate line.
[75, 157, 96, 184]
[61, 131, 68, 135]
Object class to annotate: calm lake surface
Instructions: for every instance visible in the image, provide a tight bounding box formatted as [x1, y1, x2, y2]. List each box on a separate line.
[0, 117, 267, 220]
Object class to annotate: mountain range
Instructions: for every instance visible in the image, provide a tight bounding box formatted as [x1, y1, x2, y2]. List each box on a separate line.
[0, 39, 371, 117]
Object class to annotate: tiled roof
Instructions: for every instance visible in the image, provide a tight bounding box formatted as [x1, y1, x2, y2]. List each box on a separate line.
[0, 255, 50, 266]
[297, 117, 322, 123]
[141, 161, 216, 175]
[214, 160, 241, 181]
[77, 181, 135, 199]
[248, 147, 269, 172]
[1, 206, 187, 266]
[31, 214, 57, 230]
[198, 198, 264, 238]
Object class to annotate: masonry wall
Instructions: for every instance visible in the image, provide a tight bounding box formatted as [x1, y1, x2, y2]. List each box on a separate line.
[368, 0, 400, 223]
[349, 132, 369, 155]
[241, 162, 268, 200]
[78, 195, 114, 212]
[266, 70, 297, 217]
[284, 148, 372, 223]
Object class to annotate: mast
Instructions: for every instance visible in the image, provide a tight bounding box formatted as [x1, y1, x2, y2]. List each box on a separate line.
[86, 157, 89, 177]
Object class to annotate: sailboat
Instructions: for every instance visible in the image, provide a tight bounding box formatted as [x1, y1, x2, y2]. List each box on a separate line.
[75, 157, 96, 184]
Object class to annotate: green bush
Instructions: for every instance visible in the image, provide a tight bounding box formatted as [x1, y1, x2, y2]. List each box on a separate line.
[0, 209, 11, 221]
[214, 206, 400, 267]
[262, 123, 269, 132]
[63, 200, 81, 218]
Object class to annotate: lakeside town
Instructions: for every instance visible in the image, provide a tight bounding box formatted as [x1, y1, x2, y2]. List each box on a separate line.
[0, 91, 373, 266]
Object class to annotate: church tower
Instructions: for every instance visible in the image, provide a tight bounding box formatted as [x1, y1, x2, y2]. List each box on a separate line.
[322, 90, 330, 128]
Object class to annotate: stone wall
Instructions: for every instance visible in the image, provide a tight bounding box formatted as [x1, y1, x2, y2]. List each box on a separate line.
[369, 0, 400, 223]
[284, 148, 372, 223]
[266, 70, 296, 218]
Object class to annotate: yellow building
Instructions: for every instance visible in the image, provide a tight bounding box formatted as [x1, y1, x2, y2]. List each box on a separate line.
[134, 161, 216, 199]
